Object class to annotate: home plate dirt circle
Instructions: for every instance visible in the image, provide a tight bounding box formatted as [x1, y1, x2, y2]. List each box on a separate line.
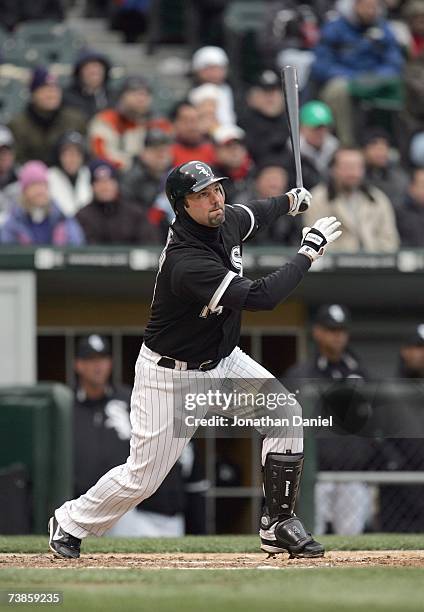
[1, 551, 424, 569]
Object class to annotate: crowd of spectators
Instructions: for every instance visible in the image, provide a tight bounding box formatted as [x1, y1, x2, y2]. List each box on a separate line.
[1, 0, 424, 249]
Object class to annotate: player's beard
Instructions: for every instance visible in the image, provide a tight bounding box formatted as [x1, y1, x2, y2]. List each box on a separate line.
[209, 207, 225, 226]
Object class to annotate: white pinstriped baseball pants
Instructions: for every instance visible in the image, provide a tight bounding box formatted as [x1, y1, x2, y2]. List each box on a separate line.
[56, 343, 303, 538]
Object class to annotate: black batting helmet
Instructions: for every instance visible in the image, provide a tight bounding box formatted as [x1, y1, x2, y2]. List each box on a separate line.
[165, 161, 228, 210]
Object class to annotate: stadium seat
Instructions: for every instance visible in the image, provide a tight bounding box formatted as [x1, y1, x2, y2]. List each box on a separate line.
[0, 76, 28, 123]
[2, 20, 85, 67]
[153, 82, 178, 115]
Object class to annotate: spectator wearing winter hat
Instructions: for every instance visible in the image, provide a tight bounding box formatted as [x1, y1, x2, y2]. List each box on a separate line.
[48, 131, 93, 218]
[191, 46, 236, 126]
[64, 50, 113, 120]
[362, 127, 409, 209]
[287, 101, 339, 191]
[8, 67, 86, 165]
[0, 160, 85, 245]
[89, 76, 171, 171]
[76, 159, 161, 245]
[211, 125, 253, 203]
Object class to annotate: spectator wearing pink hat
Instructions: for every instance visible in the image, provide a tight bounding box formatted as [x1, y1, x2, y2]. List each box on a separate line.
[8, 67, 86, 165]
[0, 161, 85, 245]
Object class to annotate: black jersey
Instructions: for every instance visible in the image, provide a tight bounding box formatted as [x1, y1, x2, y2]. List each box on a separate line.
[144, 195, 311, 363]
[144, 203, 255, 363]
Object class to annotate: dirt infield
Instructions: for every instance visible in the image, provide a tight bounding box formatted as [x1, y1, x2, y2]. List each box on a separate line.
[2, 551, 424, 569]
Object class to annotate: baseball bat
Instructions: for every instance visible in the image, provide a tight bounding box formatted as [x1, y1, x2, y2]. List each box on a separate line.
[281, 65, 307, 210]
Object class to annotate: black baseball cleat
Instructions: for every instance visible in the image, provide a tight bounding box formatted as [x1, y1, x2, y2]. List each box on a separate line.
[260, 516, 325, 559]
[48, 516, 81, 559]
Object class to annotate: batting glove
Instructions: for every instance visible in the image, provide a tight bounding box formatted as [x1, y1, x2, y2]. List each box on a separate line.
[298, 216, 342, 262]
[286, 187, 312, 216]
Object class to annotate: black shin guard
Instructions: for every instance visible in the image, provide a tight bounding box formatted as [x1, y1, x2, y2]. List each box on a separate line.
[263, 452, 304, 525]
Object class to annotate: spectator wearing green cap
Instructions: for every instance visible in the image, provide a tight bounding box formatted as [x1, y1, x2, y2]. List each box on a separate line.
[283, 100, 339, 190]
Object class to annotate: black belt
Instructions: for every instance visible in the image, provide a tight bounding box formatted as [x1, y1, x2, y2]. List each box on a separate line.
[157, 356, 220, 371]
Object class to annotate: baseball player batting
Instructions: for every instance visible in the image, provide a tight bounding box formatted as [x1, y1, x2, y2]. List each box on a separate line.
[49, 161, 342, 559]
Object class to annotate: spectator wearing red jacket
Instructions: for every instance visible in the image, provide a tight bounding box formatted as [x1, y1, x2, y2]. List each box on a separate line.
[89, 76, 171, 171]
[169, 101, 216, 167]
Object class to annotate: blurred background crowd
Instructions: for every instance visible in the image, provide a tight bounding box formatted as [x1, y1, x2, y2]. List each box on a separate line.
[0, 0, 424, 249]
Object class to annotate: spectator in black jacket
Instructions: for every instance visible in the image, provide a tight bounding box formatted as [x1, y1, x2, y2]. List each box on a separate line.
[237, 160, 300, 245]
[362, 127, 409, 209]
[48, 131, 92, 218]
[396, 167, 424, 246]
[8, 67, 86, 165]
[76, 159, 160, 245]
[238, 70, 289, 164]
[120, 128, 173, 239]
[64, 50, 113, 120]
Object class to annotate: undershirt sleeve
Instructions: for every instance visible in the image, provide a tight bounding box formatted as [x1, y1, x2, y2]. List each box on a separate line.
[231, 195, 291, 242]
[171, 252, 311, 313]
[221, 254, 311, 311]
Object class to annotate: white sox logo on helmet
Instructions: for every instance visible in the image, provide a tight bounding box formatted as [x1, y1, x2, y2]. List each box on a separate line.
[195, 163, 211, 176]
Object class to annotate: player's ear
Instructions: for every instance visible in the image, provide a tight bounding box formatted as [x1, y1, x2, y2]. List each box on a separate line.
[183, 197, 190, 209]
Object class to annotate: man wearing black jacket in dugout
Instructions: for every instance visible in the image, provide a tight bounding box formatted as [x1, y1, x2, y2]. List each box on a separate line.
[49, 161, 342, 560]
[73, 334, 187, 536]
[285, 305, 374, 535]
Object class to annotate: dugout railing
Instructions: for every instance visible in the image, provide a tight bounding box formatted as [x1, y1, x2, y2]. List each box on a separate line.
[297, 380, 424, 535]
